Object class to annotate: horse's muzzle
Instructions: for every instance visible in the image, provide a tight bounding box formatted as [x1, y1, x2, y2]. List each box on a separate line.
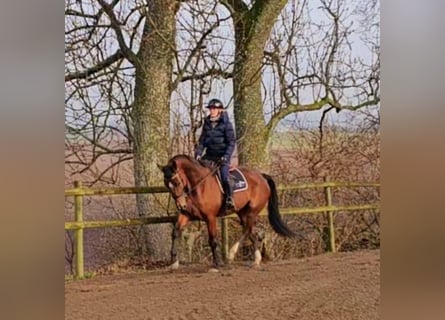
[177, 202, 187, 211]
[175, 195, 188, 212]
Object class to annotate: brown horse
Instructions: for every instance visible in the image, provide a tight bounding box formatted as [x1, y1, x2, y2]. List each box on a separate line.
[158, 154, 297, 269]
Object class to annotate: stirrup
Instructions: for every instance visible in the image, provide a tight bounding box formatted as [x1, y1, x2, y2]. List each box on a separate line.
[226, 197, 235, 210]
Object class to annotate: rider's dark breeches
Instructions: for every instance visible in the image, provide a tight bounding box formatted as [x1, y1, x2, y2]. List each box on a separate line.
[220, 163, 230, 183]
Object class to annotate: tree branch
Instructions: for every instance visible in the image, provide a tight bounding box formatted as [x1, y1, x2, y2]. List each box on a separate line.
[172, 16, 227, 89]
[175, 68, 233, 83]
[65, 50, 124, 82]
[266, 96, 380, 134]
[97, 0, 139, 66]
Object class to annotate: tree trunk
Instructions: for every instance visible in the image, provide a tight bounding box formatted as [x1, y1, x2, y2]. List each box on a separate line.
[132, 0, 177, 261]
[232, 1, 288, 170]
[233, 42, 269, 170]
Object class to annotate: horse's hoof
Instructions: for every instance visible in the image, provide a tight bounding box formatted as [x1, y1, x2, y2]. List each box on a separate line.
[228, 242, 240, 261]
[208, 268, 220, 273]
[170, 260, 179, 270]
[254, 249, 262, 265]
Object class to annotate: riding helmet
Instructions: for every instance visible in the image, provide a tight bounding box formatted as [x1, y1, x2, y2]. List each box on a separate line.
[206, 98, 224, 109]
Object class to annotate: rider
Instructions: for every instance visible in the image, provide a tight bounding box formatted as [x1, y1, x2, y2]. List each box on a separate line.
[195, 98, 236, 211]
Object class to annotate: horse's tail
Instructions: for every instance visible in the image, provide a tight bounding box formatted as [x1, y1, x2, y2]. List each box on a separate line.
[262, 173, 297, 238]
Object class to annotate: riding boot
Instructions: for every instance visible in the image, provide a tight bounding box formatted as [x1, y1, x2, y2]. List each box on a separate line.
[222, 179, 235, 211]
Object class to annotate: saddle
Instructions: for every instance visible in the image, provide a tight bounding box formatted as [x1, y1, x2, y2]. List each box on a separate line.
[199, 159, 248, 193]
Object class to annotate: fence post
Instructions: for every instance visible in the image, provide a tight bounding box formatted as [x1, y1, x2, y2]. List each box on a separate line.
[221, 217, 228, 262]
[324, 176, 336, 253]
[74, 181, 85, 279]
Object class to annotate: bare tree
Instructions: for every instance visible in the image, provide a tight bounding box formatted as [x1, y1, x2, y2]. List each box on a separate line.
[65, 0, 181, 260]
[247, 0, 379, 168]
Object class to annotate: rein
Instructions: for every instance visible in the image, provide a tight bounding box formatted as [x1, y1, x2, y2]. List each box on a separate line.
[185, 161, 221, 195]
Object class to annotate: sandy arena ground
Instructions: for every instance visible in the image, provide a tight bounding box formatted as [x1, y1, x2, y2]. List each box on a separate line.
[65, 249, 380, 320]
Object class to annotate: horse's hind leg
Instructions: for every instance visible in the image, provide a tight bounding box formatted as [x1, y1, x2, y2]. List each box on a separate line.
[228, 207, 253, 263]
[249, 232, 262, 266]
[228, 213, 262, 266]
[170, 214, 189, 269]
[228, 226, 248, 262]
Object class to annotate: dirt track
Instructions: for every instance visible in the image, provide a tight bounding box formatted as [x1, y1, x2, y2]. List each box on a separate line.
[65, 249, 379, 320]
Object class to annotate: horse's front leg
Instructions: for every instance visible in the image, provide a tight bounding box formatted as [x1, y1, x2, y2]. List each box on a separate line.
[170, 213, 189, 269]
[207, 216, 221, 269]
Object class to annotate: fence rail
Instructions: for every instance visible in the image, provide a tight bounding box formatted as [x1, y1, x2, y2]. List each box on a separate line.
[65, 179, 379, 279]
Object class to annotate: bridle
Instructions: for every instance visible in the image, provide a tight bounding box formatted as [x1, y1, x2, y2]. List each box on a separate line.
[167, 161, 221, 210]
[168, 172, 189, 203]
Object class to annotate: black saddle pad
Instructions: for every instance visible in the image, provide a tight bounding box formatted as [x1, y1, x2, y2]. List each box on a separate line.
[198, 159, 248, 193]
[216, 168, 248, 193]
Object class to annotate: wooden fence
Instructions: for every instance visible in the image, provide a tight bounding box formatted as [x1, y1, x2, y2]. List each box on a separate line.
[65, 178, 379, 279]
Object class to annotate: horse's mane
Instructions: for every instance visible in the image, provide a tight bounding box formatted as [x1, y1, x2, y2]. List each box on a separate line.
[170, 154, 204, 168]
[171, 154, 192, 161]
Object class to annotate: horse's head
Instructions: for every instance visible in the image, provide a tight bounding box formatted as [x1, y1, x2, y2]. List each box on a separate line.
[157, 160, 189, 212]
